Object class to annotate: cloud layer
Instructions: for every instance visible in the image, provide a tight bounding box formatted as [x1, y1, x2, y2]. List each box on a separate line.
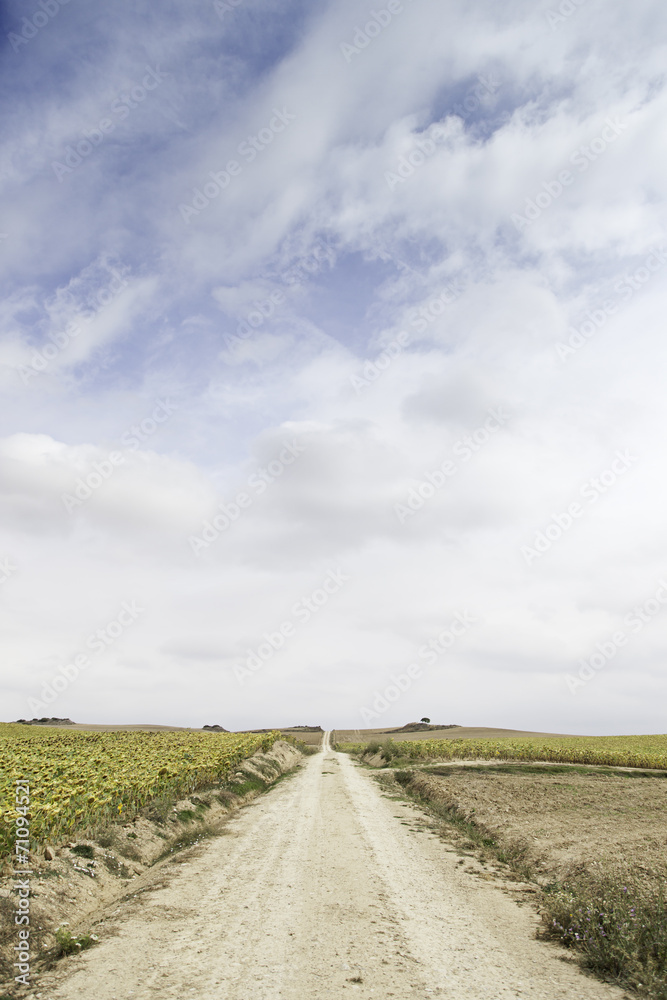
[1, 0, 666, 732]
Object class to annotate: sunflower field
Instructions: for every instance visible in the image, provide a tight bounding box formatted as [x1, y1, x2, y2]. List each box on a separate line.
[0, 724, 284, 858]
[339, 734, 667, 770]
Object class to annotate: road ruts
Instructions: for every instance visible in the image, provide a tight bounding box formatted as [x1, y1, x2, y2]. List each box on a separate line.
[39, 732, 625, 1000]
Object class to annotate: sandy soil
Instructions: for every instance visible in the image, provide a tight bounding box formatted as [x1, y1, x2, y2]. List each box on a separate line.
[33, 734, 626, 1000]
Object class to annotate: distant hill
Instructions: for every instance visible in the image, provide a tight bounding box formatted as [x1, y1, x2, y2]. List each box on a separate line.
[385, 722, 460, 733]
[14, 717, 75, 726]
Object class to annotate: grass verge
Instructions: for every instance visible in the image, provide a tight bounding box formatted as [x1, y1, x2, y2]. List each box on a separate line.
[154, 766, 298, 861]
[54, 927, 98, 956]
[392, 770, 534, 879]
[541, 876, 667, 998]
[392, 768, 667, 1000]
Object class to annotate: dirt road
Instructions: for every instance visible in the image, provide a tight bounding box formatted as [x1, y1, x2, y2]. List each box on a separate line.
[40, 733, 625, 999]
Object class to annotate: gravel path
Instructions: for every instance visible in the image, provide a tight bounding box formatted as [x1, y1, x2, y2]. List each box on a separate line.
[39, 733, 625, 999]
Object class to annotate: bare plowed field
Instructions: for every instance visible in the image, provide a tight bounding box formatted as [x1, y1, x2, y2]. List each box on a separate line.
[401, 764, 667, 882]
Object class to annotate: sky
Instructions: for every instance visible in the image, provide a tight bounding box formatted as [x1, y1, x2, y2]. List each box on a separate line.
[0, 0, 666, 734]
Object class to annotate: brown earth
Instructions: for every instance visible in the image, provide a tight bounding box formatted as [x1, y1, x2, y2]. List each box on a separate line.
[398, 764, 667, 884]
[384, 722, 460, 733]
[332, 725, 580, 743]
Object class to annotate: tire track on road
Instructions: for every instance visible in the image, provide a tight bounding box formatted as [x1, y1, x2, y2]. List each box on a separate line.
[40, 734, 625, 1000]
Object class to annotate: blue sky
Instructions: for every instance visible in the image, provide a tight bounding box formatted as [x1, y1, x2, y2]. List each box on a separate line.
[1, 0, 666, 733]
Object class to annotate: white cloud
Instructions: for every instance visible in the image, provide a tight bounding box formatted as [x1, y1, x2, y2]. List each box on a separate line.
[1, 0, 666, 732]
